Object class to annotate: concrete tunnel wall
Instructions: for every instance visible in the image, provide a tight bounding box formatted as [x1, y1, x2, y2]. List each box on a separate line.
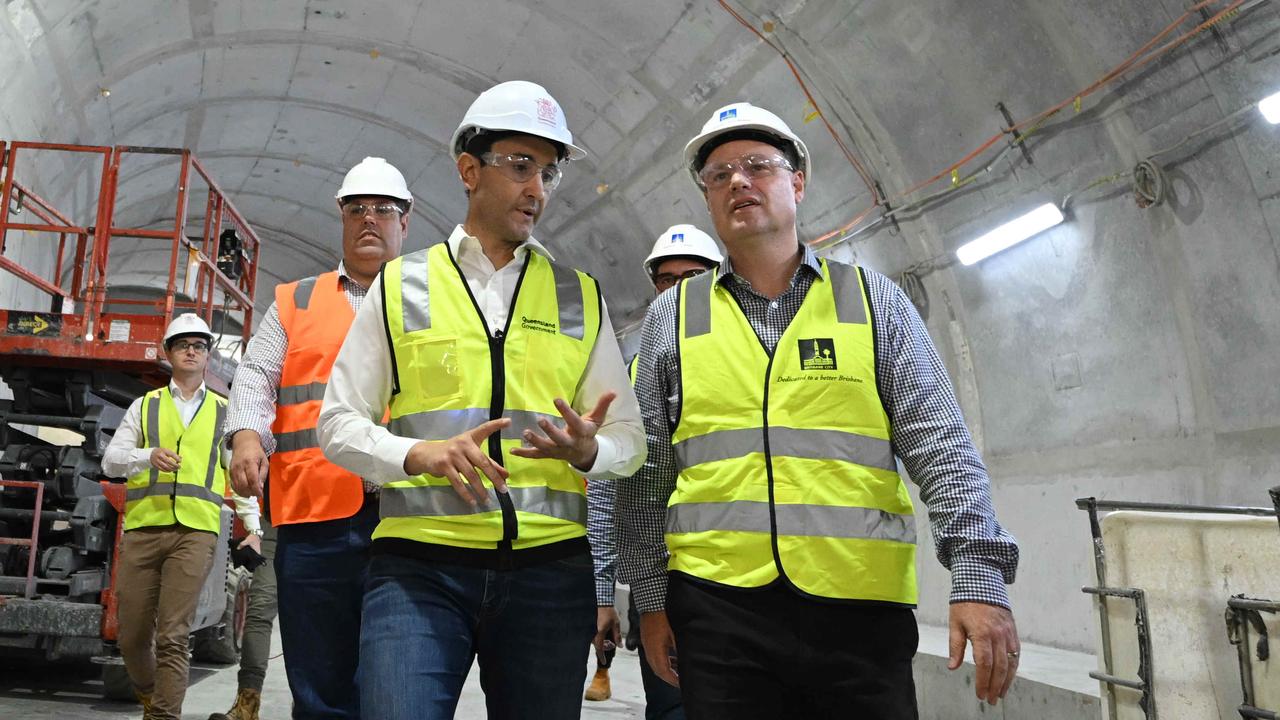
[0, 0, 1277, 659]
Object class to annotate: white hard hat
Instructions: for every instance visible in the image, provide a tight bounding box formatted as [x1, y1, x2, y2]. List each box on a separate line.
[450, 81, 587, 162]
[334, 157, 413, 204]
[642, 224, 724, 278]
[682, 102, 811, 192]
[163, 313, 214, 345]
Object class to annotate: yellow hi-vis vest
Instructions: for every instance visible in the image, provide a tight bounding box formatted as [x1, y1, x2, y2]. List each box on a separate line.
[668, 260, 918, 604]
[125, 387, 228, 533]
[378, 242, 601, 550]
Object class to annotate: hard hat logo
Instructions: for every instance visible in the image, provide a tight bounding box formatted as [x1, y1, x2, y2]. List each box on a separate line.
[671, 233, 685, 243]
[719, 108, 738, 121]
[535, 97, 559, 127]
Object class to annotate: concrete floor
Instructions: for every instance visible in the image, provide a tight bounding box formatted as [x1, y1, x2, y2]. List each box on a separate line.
[0, 627, 650, 719]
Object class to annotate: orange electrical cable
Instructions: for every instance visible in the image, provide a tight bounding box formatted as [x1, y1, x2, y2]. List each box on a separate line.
[795, 0, 1245, 247]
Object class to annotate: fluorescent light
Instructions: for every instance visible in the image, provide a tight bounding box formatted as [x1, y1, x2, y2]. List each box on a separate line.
[956, 203, 1064, 266]
[1260, 90, 1280, 124]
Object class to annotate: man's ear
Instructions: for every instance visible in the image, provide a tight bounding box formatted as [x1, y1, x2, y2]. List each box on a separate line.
[458, 154, 480, 195]
[792, 170, 805, 204]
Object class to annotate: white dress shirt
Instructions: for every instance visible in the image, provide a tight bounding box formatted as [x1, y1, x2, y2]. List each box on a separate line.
[101, 379, 261, 532]
[318, 225, 646, 484]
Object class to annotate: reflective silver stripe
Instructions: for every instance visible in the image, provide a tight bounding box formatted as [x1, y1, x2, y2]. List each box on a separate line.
[826, 261, 867, 326]
[294, 276, 318, 310]
[204, 402, 226, 490]
[388, 408, 559, 443]
[278, 382, 327, 406]
[275, 428, 318, 453]
[126, 481, 224, 507]
[401, 251, 431, 333]
[509, 485, 587, 525]
[381, 484, 586, 525]
[549, 261, 585, 340]
[667, 501, 915, 544]
[681, 271, 714, 339]
[145, 395, 161, 487]
[674, 427, 894, 472]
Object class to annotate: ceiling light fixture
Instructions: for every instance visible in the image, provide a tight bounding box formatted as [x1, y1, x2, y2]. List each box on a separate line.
[956, 203, 1064, 266]
[1259, 89, 1280, 124]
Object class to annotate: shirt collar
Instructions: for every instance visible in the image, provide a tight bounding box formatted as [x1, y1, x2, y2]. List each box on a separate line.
[717, 244, 823, 286]
[446, 225, 555, 264]
[168, 379, 207, 403]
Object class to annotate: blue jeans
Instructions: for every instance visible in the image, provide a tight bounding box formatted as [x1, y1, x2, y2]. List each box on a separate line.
[360, 550, 596, 720]
[274, 499, 378, 719]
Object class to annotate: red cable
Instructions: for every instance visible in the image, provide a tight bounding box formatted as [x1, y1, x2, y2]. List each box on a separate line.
[717, 0, 882, 204]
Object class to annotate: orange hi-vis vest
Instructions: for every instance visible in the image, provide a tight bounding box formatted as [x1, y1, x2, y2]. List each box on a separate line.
[269, 271, 364, 525]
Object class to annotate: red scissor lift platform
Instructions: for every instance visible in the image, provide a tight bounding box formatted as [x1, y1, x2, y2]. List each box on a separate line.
[0, 141, 262, 690]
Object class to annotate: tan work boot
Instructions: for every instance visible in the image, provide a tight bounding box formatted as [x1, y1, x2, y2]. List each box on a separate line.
[583, 666, 611, 701]
[207, 687, 262, 720]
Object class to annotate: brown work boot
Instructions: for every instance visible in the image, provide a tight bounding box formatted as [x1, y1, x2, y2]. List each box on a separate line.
[583, 666, 611, 701]
[207, 687, 262, 720]
[135, 691, 154, 719]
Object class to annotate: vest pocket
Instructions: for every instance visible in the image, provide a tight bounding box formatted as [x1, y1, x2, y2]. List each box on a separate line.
[404, 335, 462, 403]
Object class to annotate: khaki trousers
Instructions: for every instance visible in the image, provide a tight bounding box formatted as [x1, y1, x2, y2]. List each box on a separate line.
[116, 525, 217, 720]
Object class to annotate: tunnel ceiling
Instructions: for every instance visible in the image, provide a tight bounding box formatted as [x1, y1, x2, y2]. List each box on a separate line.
[2, 0, 1277, 331]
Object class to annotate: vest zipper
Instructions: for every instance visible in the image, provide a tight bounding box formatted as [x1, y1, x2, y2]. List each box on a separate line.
[489, 329, 517, 547]
[759, 351, 786, 583]
[172, 436, 182, 524]
[444, 245, 530, 557]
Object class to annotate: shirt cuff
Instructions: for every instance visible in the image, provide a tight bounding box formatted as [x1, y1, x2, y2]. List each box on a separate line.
[375, 434, 423, 482]
[630, 574, 669, 614]
[225, 425, 274, 455]
[949, 556, 1012, 609]
[580, 435, 618, 480]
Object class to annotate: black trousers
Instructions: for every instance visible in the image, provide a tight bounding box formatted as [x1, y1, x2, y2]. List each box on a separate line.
[666, 573, 919, 720]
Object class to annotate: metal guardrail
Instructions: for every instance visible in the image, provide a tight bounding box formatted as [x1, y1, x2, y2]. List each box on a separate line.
[1077, 493, 1280, 720]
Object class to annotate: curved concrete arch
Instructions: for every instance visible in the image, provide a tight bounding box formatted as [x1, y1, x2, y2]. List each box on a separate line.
[72, 27, 494, 113]
[110, 149, 456, 235]
[114, 94, 451, 157]
[103, 194, 341, 270]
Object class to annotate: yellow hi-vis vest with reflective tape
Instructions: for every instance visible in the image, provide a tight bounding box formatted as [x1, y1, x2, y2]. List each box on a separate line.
[668, 259, 917, 604]
[125, 387, 228, 533]
[378, 242, 601, 550]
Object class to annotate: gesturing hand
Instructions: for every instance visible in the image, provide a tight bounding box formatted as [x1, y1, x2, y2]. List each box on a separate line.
[509, 393, 616, 472]
[404, 418, 511, 507]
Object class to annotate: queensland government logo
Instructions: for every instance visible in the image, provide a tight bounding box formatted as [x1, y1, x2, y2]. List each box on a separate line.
[520, 315, 557, 335]
[798, 338, 837, 370]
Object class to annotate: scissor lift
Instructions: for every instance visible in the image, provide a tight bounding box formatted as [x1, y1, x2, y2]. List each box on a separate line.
[0, 140, 262, 696]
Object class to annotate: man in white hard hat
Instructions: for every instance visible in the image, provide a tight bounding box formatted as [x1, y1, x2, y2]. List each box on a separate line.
[101, 313, 261, 720]
[617, 102, 1022, 718]
[586, 224, 720, 711]
[223, 157, 412, 719]
[318, 80, 645, 719]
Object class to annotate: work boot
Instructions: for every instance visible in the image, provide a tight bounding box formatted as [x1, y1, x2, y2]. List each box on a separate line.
[583, 666, 611, 701]
[135, 691, 154, 719]
[207, 687, 262, 720]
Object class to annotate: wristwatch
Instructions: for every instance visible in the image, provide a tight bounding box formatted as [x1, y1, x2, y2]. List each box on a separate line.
[249, 528, 264, 537]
